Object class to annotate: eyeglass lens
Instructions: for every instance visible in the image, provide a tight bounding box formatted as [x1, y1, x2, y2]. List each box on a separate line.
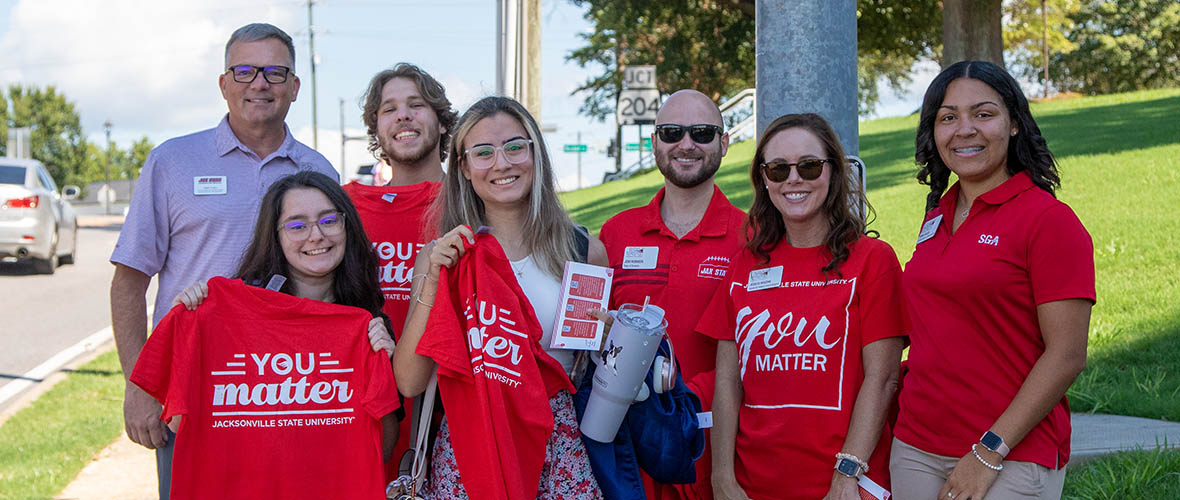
[762, 159, 828, 182]
[656, 124, 721, 144]
[281, 213, 343, 239]
[467, 140, 532, 168]
[229, 65, 290, 84]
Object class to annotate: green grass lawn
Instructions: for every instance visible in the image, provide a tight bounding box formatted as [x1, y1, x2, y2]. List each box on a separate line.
[562, 87, 1180, 495]
[0, 350, 124, 499]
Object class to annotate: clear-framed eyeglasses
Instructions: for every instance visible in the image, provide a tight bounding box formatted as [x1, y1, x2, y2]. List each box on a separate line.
[463, 139, 533, 169]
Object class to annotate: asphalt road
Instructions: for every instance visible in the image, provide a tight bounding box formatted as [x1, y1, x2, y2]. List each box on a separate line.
[0, 216, 157, 413]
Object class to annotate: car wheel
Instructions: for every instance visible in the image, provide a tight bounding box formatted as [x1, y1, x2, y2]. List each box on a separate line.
[33, 230, 58, 274]
[58, 228, 77, 266]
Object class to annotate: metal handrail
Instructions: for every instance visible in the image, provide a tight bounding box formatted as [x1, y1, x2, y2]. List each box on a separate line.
[603, 88, 758, 183]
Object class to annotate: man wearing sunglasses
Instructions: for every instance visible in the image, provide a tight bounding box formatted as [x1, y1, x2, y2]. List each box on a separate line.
[598, 90, 748, 500]
[110, 23, 336, 499]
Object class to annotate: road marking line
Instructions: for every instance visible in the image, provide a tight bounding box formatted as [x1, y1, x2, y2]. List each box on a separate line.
[0, 306, 154, 408]
[0, 326, 112, 406]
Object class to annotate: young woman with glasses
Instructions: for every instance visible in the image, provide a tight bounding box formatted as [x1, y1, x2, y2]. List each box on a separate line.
[890, 61, 1094, 500]
[394, 96, 606, 499]
[698, 113, 908, 500]
[170, 171, 399, 455]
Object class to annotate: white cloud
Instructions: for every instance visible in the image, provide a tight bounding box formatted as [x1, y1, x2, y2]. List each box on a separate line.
[0, 0, 299, 142]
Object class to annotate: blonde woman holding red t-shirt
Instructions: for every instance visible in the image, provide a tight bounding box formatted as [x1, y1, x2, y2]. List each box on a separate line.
[891, 61, 1095, 500]
[394, 96, 606, 499]
[699, 113, 908, 500]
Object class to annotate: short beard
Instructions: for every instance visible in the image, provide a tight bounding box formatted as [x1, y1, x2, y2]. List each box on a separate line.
[378, 127, 440, 167]
[656, 147, 722, 189]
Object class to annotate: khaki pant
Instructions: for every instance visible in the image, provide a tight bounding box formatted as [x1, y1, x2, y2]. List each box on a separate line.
[889, 438, 1066, 500]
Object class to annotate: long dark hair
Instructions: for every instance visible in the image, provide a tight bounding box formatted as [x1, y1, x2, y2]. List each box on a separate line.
[235, 171, 386, 323]
[744, 113, 872, 275]
[916, 60, 1061, 212]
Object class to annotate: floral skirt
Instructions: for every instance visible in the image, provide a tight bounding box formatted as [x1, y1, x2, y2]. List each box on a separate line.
[424, 390, 602, 499]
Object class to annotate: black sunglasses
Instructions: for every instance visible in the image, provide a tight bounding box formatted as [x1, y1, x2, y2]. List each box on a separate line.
[655, 124, 723, 144]
[760, 158, 833, 182]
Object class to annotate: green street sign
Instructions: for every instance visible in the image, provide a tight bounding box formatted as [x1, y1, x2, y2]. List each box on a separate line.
[563, 144, 588, 153]
[625, 141, 651, 152]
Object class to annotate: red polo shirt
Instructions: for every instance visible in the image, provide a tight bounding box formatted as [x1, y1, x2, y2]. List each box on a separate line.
[600, 184, 746, 500]
[896, 171, 1095, 469]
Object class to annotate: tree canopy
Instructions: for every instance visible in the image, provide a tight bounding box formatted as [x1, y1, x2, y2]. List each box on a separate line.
[1, 84, 154, 188]
[567, 0, 941, 120]
[1051, 0, 1180, 95]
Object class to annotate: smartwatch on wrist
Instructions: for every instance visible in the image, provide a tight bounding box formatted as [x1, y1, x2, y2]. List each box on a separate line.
[835, 457, 862, 478]
[979, 430, 1011, 458]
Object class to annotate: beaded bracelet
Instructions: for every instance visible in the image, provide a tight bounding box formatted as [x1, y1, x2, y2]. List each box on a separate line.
[971, 444, 1004, 471]
[834, 452, 869, 474]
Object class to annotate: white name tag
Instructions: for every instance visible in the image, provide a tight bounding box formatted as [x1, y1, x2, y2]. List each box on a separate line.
[622, 246, 659, 270]
[746, 266, 783, 292]
[916, 214, 943, 245]
[696, 411, 713, 429]
[193, 176, 227, 195]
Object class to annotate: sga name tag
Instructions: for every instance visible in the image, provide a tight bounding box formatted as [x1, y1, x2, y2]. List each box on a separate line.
[622, 246, 659, 270]
[193, 176, 227, 195]
[746, 266, 783, 292]
[916, 214, 942, 245]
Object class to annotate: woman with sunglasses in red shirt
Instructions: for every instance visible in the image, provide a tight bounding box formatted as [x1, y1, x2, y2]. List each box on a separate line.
[699, 113, 908, 500]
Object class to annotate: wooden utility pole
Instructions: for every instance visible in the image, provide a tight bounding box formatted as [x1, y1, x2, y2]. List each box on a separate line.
[308, 0, 319, 148]
[941, 0, 1004, 68]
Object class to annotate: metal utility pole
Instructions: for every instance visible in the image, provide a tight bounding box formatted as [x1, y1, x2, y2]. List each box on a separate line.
[756, 0, 859, 154]
[576, 131, 583, 190]
[103, 120, 112, 215]
[308, 0, 319, 148]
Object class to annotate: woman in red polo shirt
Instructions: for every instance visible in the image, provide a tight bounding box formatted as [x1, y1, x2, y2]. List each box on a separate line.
[700, 113, 908, 500]
[891, 61, 1095, 500]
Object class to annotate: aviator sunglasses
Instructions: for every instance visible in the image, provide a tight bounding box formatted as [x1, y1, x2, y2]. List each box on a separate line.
[760, 158, 833, 182]
[655, 124, 723, 144]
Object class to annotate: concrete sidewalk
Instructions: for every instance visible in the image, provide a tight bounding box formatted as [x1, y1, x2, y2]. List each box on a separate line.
[51, 413, 1180, 499]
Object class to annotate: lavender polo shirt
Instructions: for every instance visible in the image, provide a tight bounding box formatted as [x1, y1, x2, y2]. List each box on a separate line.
[111, 116, 337, 327]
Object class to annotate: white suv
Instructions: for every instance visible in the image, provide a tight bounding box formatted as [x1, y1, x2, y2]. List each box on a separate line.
[0, 158, 79, 274]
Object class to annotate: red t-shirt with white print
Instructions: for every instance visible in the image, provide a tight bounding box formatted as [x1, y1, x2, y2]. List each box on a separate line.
[416, 234, 574, 500]
[696, 237, 908, 500]
[343, 180, 439, 332]
[130, 277, 399, 500]
[344, 180, 440, 477]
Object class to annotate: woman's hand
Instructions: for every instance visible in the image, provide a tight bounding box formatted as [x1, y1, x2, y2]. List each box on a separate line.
[939, 447, 1002, 500]
[367, 317, 395, 359]
[172, 280, 209, 310]
[588, 309, 614, 350]
[822, 473, 860, 500]
[427, 225, 476, 280]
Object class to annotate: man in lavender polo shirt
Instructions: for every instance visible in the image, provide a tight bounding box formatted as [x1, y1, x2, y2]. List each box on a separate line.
[109, 23, 336, 498]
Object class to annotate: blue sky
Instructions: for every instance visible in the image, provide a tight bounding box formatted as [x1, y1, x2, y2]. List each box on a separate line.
[0, 0, 932, 189]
